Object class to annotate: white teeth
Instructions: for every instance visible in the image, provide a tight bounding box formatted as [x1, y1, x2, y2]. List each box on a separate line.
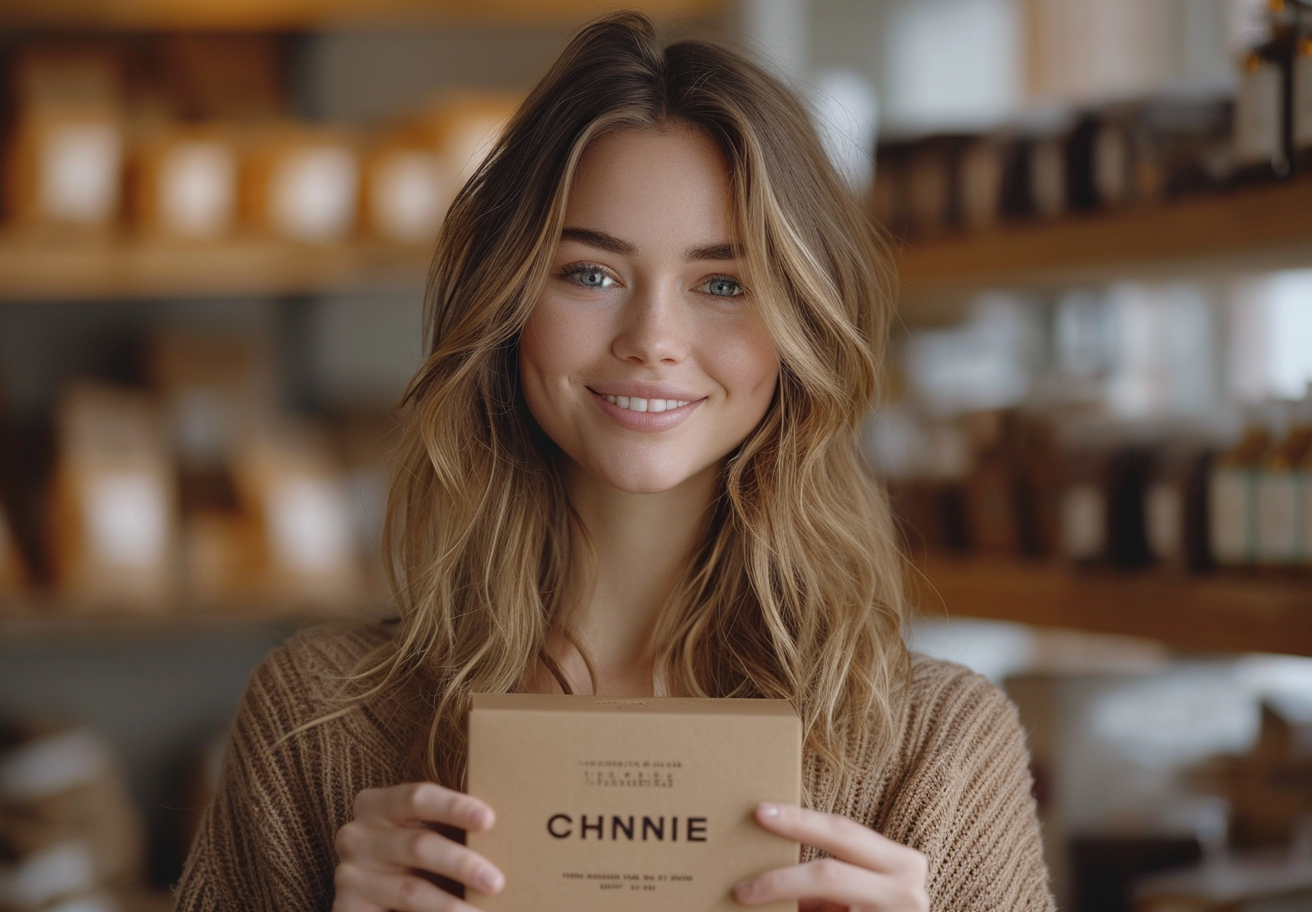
[602, 394, 691, 413]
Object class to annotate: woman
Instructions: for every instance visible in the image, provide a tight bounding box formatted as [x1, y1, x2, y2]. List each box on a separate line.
[176, 12, 1053, 912]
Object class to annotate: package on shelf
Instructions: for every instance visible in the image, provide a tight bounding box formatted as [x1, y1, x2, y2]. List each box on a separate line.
[127, 125, 240, 242]
[3, 45, 127, 234]
[150, 330, 276, 479]
[409, 92, 521, 192]
[0, 724, 147, 911]
[48, 382, 178, 614]
[148, 331, 276, 606]
[230, 416, 363, 611]
[360, 128, 454, 246]
[240, 123, 360, 245]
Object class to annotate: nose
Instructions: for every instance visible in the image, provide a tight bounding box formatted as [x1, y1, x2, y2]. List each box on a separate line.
[611, 280, 690, 366]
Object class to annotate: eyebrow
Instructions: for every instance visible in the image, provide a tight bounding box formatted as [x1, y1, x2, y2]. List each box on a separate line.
[560, 227, 740, 262]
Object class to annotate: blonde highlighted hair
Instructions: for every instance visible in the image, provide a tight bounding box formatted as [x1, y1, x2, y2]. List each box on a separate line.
[348, 10, 907, 808]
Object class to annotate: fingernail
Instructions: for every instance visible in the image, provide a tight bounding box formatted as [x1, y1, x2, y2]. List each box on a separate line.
[734, 878, 756, 900]
[478, 868, 504, 892]
[758, 802, 779, 818]
[474, 808, 494, 829]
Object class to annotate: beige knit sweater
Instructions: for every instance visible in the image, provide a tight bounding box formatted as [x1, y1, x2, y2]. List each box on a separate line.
[174, 624, 1055, 911]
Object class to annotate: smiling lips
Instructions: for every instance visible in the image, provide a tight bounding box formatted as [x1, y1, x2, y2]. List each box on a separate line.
[587, 387, 704, 431]
[599, 394, 690, 413]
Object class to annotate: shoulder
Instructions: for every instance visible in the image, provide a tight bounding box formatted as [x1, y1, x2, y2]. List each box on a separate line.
[877, 652, 1036, 828]
[237, 620, 415, 758]
[901, 652, 1024, 752]
[257, 620, 395, 694]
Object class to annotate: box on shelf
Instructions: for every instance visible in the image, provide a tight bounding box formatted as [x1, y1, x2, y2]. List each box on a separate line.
[127, 125, 240, 242]
[361, 129, 453, 247]
[231, 417, 362, 611]
[240, 124, 360, 245]
[410, 92, 521, 192]
[467, 693, 801, 912]
[3, 45, 127, 235]
[48, 382, 178, 614]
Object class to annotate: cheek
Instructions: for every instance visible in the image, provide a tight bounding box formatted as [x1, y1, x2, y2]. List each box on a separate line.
[715, 323, 780, 408]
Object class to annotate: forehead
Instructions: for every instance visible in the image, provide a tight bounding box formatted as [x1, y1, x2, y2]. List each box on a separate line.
[563, 125, 736, 247]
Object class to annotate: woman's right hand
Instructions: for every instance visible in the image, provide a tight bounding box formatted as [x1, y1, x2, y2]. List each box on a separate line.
[332, 782, 505, 912]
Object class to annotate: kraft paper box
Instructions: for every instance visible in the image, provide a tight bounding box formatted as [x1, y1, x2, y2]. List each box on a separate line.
[467, 693, 801, 912]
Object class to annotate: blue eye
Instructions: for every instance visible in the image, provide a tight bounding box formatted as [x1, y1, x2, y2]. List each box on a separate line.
[700, 275, 744, 297]
[562, 264, 617, 289]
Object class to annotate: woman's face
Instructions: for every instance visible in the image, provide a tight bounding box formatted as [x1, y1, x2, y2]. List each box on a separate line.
[519, 125, 780, 496]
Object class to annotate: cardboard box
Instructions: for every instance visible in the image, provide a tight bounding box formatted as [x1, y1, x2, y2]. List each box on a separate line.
[48, 382, 178, 613]
[467, 694, 801, 912]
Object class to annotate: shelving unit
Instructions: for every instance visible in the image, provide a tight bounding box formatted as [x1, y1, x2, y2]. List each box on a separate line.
[0, 600, 376, 644]
[895, 174, 1312, 318]
[0, 0, 726, 29]
[0, 236, 427, 303]
[913, 554, 1312, 657]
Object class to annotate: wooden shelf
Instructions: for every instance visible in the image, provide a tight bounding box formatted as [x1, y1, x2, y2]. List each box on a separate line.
[0, 601, 380, 643]
[0, 0, 726, 29]
[0, 236, 428, 303]
[913, 554, 1312, 657]
[895, 176, 1312, 318]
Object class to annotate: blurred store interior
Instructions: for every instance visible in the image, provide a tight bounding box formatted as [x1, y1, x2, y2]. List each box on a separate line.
[1, 1, 1312, 910]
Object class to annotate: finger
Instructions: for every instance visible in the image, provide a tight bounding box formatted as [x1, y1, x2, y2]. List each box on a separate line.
[733, 858, 919, 908]
[751, 803, 923, 876]
[336, 864, 486, 912]
[372, 826, 505, 894]
[357, 783, 495, 832]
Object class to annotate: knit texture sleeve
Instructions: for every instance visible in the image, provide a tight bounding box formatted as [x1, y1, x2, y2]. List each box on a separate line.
[879, 660, 1054, 912]
[173, 625, 399, 912]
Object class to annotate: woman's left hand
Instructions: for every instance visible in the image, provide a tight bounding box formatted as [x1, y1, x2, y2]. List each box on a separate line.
[733, 803, 929, 912]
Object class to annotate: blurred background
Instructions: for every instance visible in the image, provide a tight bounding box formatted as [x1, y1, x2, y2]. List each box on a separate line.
[0, 1, 1311, 910]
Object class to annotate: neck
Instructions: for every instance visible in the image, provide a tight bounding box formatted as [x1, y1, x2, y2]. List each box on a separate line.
[556, 461, 718, 696]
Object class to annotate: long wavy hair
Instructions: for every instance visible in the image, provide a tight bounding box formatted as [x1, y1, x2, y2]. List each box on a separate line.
[347, 10, 907, 808]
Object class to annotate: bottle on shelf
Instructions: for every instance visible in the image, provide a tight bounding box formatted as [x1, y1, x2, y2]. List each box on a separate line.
[1143, 438, 1212, 573]
[1292, 0, 1312, 169]
[1255, 398, 1312, 565]
[1232, 0, 1297, 182]
[1208, 409, 1274, 567]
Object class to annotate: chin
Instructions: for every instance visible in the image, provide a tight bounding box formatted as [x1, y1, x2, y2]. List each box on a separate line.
[587, 457, 712, 496]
